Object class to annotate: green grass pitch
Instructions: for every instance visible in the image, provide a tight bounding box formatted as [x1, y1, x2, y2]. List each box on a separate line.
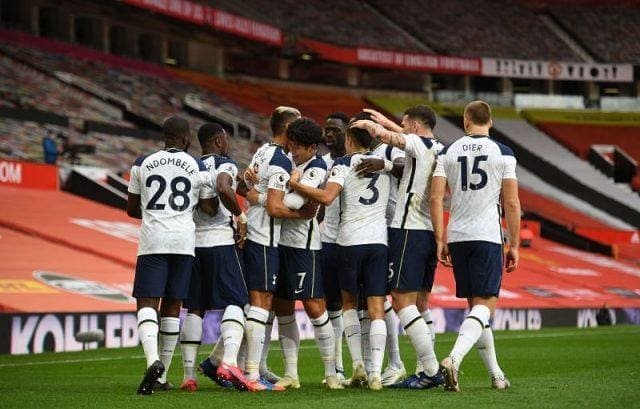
[0, 325, 638, 408]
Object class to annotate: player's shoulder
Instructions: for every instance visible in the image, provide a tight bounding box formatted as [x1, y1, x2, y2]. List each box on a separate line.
[304, 154, 328, 172]
[488, 139, 515, 157]
[133, 153, 152, 167]
[182, 151, 207, 171]
[213, 154, 238, 169]
[268, 145, 293, 171]
[333, 155, 352, 167]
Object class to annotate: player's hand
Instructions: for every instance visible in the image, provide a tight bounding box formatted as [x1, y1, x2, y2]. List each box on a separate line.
[505, 247, 519, 272]
[436, 242, 452, 267]
[363, 108, 401, 132]
[235, 218, 248, 249]
[245, 188, 260, 206]
[298, 202, 318, 219]
[350, 120, 384, 137]
[289, 168, 301, 185]
[355, 158, 385, 176]
[244, 167, 258, 185]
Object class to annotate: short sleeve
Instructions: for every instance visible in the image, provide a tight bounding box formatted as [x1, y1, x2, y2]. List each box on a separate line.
[502, 156, 517, 180]
[218, 162, 238, 179]
[432, 154, 447, 178]
[403, 133, 424, 157]
[268, 171, 290, 191]
[128, 165, 141, 194]
[199, 169, 216, 199]
[300, 166, 327, 189]
[327, 163, 350, 187]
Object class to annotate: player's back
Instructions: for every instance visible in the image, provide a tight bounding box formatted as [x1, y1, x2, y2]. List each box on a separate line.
[131, 148, 210, 255]
[391, 134, 443, 231]
[372, 143, 404, 225]
[437, 135, 516, 244]
[329, 153, 390, 246]
[246, 142, 293, 247]
[194, 154, 238, 247]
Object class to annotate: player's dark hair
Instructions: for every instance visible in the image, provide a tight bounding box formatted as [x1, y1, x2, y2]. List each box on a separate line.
[163, 116, 190, 142]
[404, 105, 436, 130]
[270, 106, 301, 136]
[326, 111, 350, 124]
[287, 117, 324, 147]
[347, 113, 373, 149]
[197, 122, 225, 147]
[464, 100, 492, 126]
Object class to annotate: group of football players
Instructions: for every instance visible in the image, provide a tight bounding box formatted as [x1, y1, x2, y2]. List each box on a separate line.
[126, 100, 521, 395]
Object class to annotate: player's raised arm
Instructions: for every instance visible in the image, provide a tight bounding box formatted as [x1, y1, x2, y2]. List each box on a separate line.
[363, 108, 403, 133]
[350, 120, 407, 150]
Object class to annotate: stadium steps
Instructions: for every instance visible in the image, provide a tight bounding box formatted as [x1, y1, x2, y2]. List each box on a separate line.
[537, 12, 595, 62]
[491, 118, 640, 228]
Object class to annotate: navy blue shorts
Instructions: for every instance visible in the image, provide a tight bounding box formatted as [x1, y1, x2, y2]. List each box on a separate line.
[449, 241, 504, 298]
[276, 245, 324, 301]
[321, 242, 342, 310]
[338, 244, 388, 297]
[133, 253, 193, 299]
[243, 239, 279, 293]
[388, 228, 437, 292]
[184, 245, 249, 311]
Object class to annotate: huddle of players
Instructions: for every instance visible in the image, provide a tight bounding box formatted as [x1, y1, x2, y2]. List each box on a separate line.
[127, 100, 521, 394]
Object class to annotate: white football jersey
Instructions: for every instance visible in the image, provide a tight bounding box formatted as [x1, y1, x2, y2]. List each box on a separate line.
[328, 153, 390, 246]
[372, 142, 405, 225]
[433, 135, 517, 244]
[194, 154, 239, 247]
[390, 134, 444, 231]
[280, 155, 327, 250]
[246, 143, 294, 247]
[320, 153, 341, 244]
[128, 148, 215, 256]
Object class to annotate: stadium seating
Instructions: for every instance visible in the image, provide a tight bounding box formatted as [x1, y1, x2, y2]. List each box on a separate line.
[170, 67, 370, 124]
[211, 0, 425, 51]
[548, 5, 640, 63]
[0, 54, 130, 125]
[366, 0, 579, 60]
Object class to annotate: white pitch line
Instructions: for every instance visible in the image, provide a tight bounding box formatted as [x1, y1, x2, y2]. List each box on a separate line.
[1, 328, 637, 367]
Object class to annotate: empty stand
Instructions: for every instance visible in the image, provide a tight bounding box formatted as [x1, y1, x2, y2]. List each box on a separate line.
[548, 5, 640, 63]
[367, 0, 580, 60]
[212, 0, 425, 51]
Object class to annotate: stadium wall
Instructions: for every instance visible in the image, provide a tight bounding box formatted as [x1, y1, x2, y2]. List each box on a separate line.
[2, 307, 639, 355]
